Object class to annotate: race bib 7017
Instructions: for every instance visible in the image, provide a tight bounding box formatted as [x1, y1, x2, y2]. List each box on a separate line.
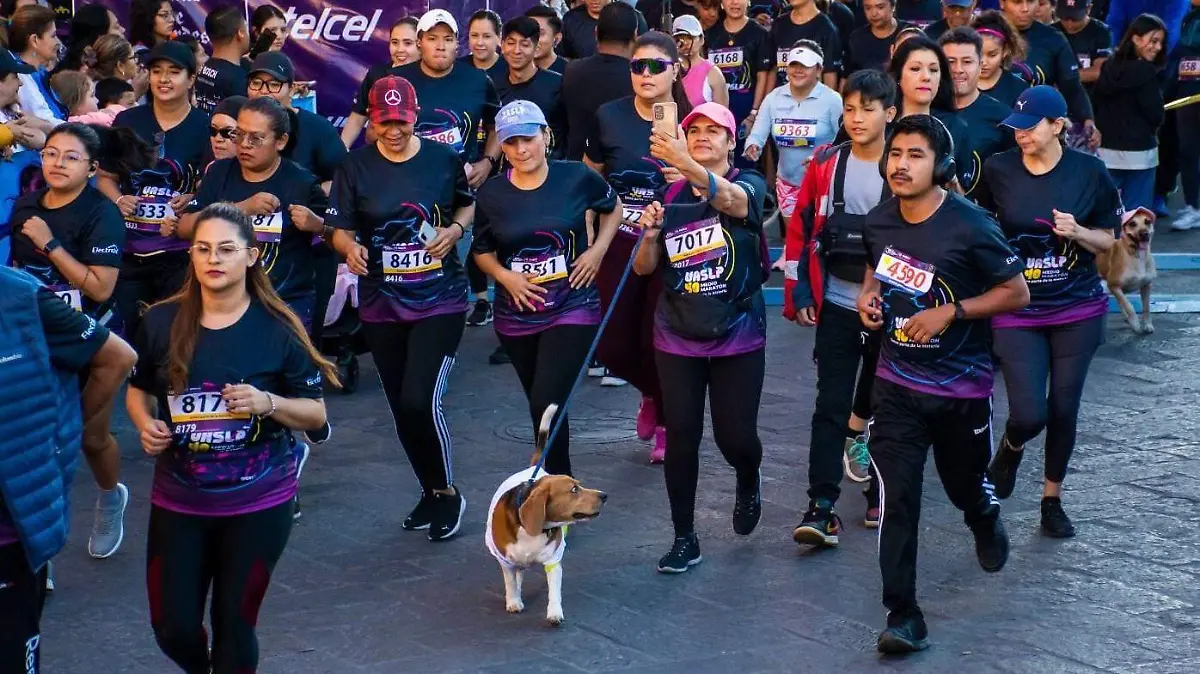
[666, 217, 726, 267]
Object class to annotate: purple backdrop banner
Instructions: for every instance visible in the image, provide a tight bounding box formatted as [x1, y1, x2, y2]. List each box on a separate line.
[79, 0, 540, 129]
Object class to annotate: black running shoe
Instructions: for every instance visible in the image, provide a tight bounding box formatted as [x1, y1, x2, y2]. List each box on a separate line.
[466, 299, 493, 326]
[657, 534, 702, 573]
[428, 487, 466, 541]
[970, 516, 1009, 573]
[732, 476, 762, 535]
[402, 492, 437, 531]
[877, 612, 929, 654]
[488, 344, 511, 365]
[1040, 497, 1076, 538]
[792, 501, 841, 547]
[987, 435, 1024, 499]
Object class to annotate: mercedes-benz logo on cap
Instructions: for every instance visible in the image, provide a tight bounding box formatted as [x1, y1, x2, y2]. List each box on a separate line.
[384, 89, 403, 106]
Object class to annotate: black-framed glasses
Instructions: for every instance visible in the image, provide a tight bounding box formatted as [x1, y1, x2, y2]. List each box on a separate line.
[39, 149, 87, 166]
[209, 126, 236, 140]
[630, 58, 674, 76]
[248, 78, 286, 94]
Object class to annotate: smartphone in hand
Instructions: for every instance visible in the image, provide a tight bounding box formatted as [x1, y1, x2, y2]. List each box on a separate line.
[652, 102, 678, 138]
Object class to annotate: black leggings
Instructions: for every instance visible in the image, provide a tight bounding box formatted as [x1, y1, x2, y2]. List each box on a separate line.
[498, 323, 598, 476]
[114, 251, 189, 338]
[993, 315, 1104, 483]
[0, 542, 47, 674]
[656, 348, 765, 537]
[146, 501, 293, 674]
[466, 253, 488, 296]
[362, 312, 465, 492]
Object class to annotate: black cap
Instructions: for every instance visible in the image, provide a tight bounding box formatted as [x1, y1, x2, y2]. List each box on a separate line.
[146, 40, 197, 73]
[248, 51, 295, 84]
[1055, 0, 1089, 20]
[0, 50, 36, 77]
[213, 95, 248, 120]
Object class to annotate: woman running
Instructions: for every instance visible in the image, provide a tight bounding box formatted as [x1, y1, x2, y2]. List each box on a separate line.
[462, 9, 508, 82]
[472, 100, 621, 477]
[633, 102, 768, 574]
[208, 95, 246, 163]
[127, 203, 336, 674]
[1093, 14, 1167, 212]
[584, 30, 693, 463]
[327, 76, 474, 541]
[672, 14, 730, 107]
[886, 35, 973, 187]
[98, 40, 211, 339]
[340, 18, 420, 148]
[974, 85, 1120, 538]
[972, 10, 1031, 107]
[9, 123, 145, 560]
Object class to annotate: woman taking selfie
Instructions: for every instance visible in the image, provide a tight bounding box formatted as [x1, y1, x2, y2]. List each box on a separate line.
[472, 100, 621, 477]
[127, 203, 337, 674]
[633, 101, 768, 574]
[584, 30, 694, 463]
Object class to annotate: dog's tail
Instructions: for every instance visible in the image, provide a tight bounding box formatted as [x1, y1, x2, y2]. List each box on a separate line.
[530, 403, 559, 468]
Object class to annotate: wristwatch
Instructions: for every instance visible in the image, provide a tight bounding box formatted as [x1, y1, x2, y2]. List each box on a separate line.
[41, 238, 62, 256]
[953, 301, 966, 321]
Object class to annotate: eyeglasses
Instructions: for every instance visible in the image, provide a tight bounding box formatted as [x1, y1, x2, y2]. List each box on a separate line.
[190, 243, 249, 259]
[230, 130, 270, 148]
[209, 126, 236, 140]
[630, 58, 674, 76]
[39, 149, 87, 166]
[248, 78, 286, 94]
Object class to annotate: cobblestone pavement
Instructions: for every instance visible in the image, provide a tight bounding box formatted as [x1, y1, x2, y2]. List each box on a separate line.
[41, 313, 1200, 673]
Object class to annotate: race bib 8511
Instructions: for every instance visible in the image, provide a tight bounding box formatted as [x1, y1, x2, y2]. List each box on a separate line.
[510, 253, 568, 284]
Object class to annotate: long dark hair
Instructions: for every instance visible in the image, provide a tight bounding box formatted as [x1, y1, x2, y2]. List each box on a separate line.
[57, 4, 114, 72]
[161, 203, 340, 393]
[888, 36, 956, 113]
[130, 0, 171, 50]
[1114, 13, 1168, 67]
[633, 31, 694, 119]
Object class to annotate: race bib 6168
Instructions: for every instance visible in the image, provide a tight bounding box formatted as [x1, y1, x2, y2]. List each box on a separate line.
[875, 246, 935, 295]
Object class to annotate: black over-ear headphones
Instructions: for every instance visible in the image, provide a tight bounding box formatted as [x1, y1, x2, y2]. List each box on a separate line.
[879, 114, 956, 186]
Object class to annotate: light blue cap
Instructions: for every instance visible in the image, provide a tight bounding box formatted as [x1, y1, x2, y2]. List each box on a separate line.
[496, 100, 548, 142]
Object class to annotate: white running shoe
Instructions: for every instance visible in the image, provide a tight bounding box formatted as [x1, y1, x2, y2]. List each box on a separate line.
[88, 483, 128, 559]
[1170, 206, 1200, 230]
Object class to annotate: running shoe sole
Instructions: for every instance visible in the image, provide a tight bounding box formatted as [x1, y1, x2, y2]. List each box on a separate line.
[877, 630, 929, 654]
[88, 483, 128, 559]
[656, 556, 703, 574]
[792, 525, 839, 547]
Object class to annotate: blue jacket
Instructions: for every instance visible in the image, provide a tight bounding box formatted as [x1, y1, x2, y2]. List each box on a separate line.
[0, 267, 83, 571]
[1107, 0, 1191, 53]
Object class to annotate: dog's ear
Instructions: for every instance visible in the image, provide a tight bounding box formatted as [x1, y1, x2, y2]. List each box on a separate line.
[519, 482, 549, 537]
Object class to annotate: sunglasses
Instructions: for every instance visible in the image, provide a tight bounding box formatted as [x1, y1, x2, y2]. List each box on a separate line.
[210, 126, 236, 140]
[630, 58, 674, 76]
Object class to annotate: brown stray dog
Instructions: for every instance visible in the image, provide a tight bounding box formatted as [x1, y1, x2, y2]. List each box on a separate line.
[484, 404, 607, 626]
[1096, 207, 1157, 335]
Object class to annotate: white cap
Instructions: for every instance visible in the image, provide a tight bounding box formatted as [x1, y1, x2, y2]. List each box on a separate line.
[672, 14, 703, 37]
[787, 46, 823, 68]
[417, 9, 458, 34]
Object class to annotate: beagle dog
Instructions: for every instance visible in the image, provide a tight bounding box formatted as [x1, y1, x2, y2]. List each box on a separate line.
[485, 404, 607, 626]
[1097, 206, 1157, 335]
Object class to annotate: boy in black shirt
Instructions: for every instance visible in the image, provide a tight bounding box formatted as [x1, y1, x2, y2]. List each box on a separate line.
[497, 17, 568, 159]
[860, 115, 1028, 654]
[525, 5, 570, 74]
[194, 4, 250, 113]
[1052, 0, 1112, 93]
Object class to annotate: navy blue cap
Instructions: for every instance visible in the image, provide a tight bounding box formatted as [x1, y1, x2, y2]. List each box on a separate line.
[249, 51, 295, 83]
[146, 40, 197, 73]
[1001, 86, 1068, 131]
[943, 0, 974, 7]
[1055, 0, 1089, 20]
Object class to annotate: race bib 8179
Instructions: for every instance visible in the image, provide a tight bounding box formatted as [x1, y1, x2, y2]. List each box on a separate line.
[251, 212, 284, 243]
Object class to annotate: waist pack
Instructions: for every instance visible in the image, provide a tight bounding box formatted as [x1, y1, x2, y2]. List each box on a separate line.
[819, 145, 889, 282]
[660, 291, 752, 341]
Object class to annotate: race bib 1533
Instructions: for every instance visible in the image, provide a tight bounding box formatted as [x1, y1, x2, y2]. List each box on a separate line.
[126, 199, 174, 234]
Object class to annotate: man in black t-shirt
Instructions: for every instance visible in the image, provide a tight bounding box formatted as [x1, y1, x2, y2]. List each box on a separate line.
[562, 2, 638, 160]
[1052, 0, 1112, 94]
[497, 17, 568, 159]
[846, 0, 911, 74]
[246, 52, 347, 188]
[525, 5, 570, 75]
[563, 0, 650, 59]
[194, 4, 250, 113]
[923, 0, 976, 41]
[940, 27, 1016, 193]
[859, 115, 1028, 654]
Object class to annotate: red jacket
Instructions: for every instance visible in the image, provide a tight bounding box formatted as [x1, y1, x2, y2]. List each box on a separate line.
[782, 141, 848, 321]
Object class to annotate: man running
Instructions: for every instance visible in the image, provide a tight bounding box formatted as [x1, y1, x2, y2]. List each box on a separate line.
[859, 114, 1029, 653]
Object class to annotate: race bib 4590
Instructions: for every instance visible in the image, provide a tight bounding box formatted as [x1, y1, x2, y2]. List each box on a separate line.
[875, 246, 935, 295]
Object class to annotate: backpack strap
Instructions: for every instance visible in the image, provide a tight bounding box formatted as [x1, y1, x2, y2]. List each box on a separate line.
[830, 144, 852, 213]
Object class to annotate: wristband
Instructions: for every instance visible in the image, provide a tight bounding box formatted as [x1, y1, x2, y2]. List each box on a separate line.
[322, 224, 334, 240]
[42, 238, 62, 256]
[706, 170, 718, 201]
[451, 221, 467, 236]
[953, 301, 966, 321]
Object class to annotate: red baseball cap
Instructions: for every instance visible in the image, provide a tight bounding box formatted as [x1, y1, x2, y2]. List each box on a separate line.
[369, 76, 418, 125]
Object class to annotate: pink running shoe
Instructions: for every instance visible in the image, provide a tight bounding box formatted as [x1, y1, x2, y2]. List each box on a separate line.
[649, 427, 666, 464]
[636, 396, 657, 440]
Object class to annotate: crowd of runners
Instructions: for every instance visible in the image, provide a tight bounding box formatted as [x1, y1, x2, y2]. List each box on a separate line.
[1, 0, 1198, 670]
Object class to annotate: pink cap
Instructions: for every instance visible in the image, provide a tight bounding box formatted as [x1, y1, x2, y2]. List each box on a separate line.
[1121, 206, 1156, 225]
[681, 102, 738, 138]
